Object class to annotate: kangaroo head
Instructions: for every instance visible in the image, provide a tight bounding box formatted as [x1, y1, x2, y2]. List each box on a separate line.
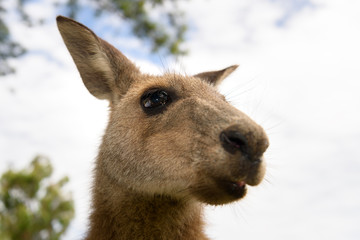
[57, 16, 269, 205]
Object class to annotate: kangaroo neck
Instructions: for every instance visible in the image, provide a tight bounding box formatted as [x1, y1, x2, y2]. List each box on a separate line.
[86, 167, 208, 240]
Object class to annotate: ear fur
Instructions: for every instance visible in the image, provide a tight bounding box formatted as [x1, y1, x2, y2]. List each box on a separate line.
[56, 16, 140, 100]
[194, 65, 239, 86]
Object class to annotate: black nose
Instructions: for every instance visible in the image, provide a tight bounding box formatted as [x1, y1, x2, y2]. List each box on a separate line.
[220, 125, 268, 163]
[220, 130, 250, 157]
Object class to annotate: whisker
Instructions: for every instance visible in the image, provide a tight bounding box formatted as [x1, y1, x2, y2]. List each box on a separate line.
[222, 76, 258, 98]
[224, 86, 257, 103]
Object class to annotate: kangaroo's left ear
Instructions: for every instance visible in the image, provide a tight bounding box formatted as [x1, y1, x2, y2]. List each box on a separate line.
[194, 65, 239, 86]
[56, 15, 140, 101]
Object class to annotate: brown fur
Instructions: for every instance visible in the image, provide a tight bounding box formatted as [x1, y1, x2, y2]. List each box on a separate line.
[56, 16, 269, 240]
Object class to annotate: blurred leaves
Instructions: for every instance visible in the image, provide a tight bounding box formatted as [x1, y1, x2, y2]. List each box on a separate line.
[0, 1, 26, 76]
[0, 0, 188, 76]
[90, 0, 188, 55]
[0, 155, 75, 240]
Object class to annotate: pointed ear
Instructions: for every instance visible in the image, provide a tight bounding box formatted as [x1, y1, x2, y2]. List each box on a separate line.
[194, 65, 239, 86]
[56, 16, 140, 100]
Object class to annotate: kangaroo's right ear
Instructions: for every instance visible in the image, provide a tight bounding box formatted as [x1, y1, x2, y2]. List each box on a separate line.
[56, 16, 140, 100]
[194, 65, 239, 87]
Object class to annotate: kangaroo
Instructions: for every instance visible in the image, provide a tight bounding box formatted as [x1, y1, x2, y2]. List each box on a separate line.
[56, 16, 269, 240]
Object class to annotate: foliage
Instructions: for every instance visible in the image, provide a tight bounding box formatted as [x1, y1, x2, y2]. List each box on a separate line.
[91, 0, 187, 55]
[0, 0, 188, 76]
[0, 1, 26, 76]
[0, 155, 75, 240]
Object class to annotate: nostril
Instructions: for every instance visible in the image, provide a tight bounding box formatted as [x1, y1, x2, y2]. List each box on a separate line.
[227, 134, 248, 155]
[220, 130, 249, 157]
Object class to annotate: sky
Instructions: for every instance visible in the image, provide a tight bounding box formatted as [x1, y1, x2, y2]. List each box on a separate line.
[1, 0, 360, 239]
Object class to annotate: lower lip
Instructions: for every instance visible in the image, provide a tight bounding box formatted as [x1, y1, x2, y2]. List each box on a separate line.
[223, 180, 247, 198]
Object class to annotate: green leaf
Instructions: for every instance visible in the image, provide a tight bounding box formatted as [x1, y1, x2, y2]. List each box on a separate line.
[0, 155, 75, 240]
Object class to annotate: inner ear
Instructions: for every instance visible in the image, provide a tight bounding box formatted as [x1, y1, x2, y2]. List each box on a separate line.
[56, 16, 140, 101]
[194, 65, 239, 87]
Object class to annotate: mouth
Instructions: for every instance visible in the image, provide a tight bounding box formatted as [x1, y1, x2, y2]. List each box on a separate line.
[192, 157, 265, 205]
[217, 179, 247, 200]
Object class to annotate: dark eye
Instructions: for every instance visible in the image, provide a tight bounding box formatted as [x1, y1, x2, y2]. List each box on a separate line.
[140, 89, 172, 115]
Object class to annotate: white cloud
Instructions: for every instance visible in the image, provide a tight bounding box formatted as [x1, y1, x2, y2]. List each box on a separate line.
[1, 0, 359, 239]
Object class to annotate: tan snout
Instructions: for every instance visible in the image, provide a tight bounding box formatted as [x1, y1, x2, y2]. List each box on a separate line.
[191, 120, 268, 205]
